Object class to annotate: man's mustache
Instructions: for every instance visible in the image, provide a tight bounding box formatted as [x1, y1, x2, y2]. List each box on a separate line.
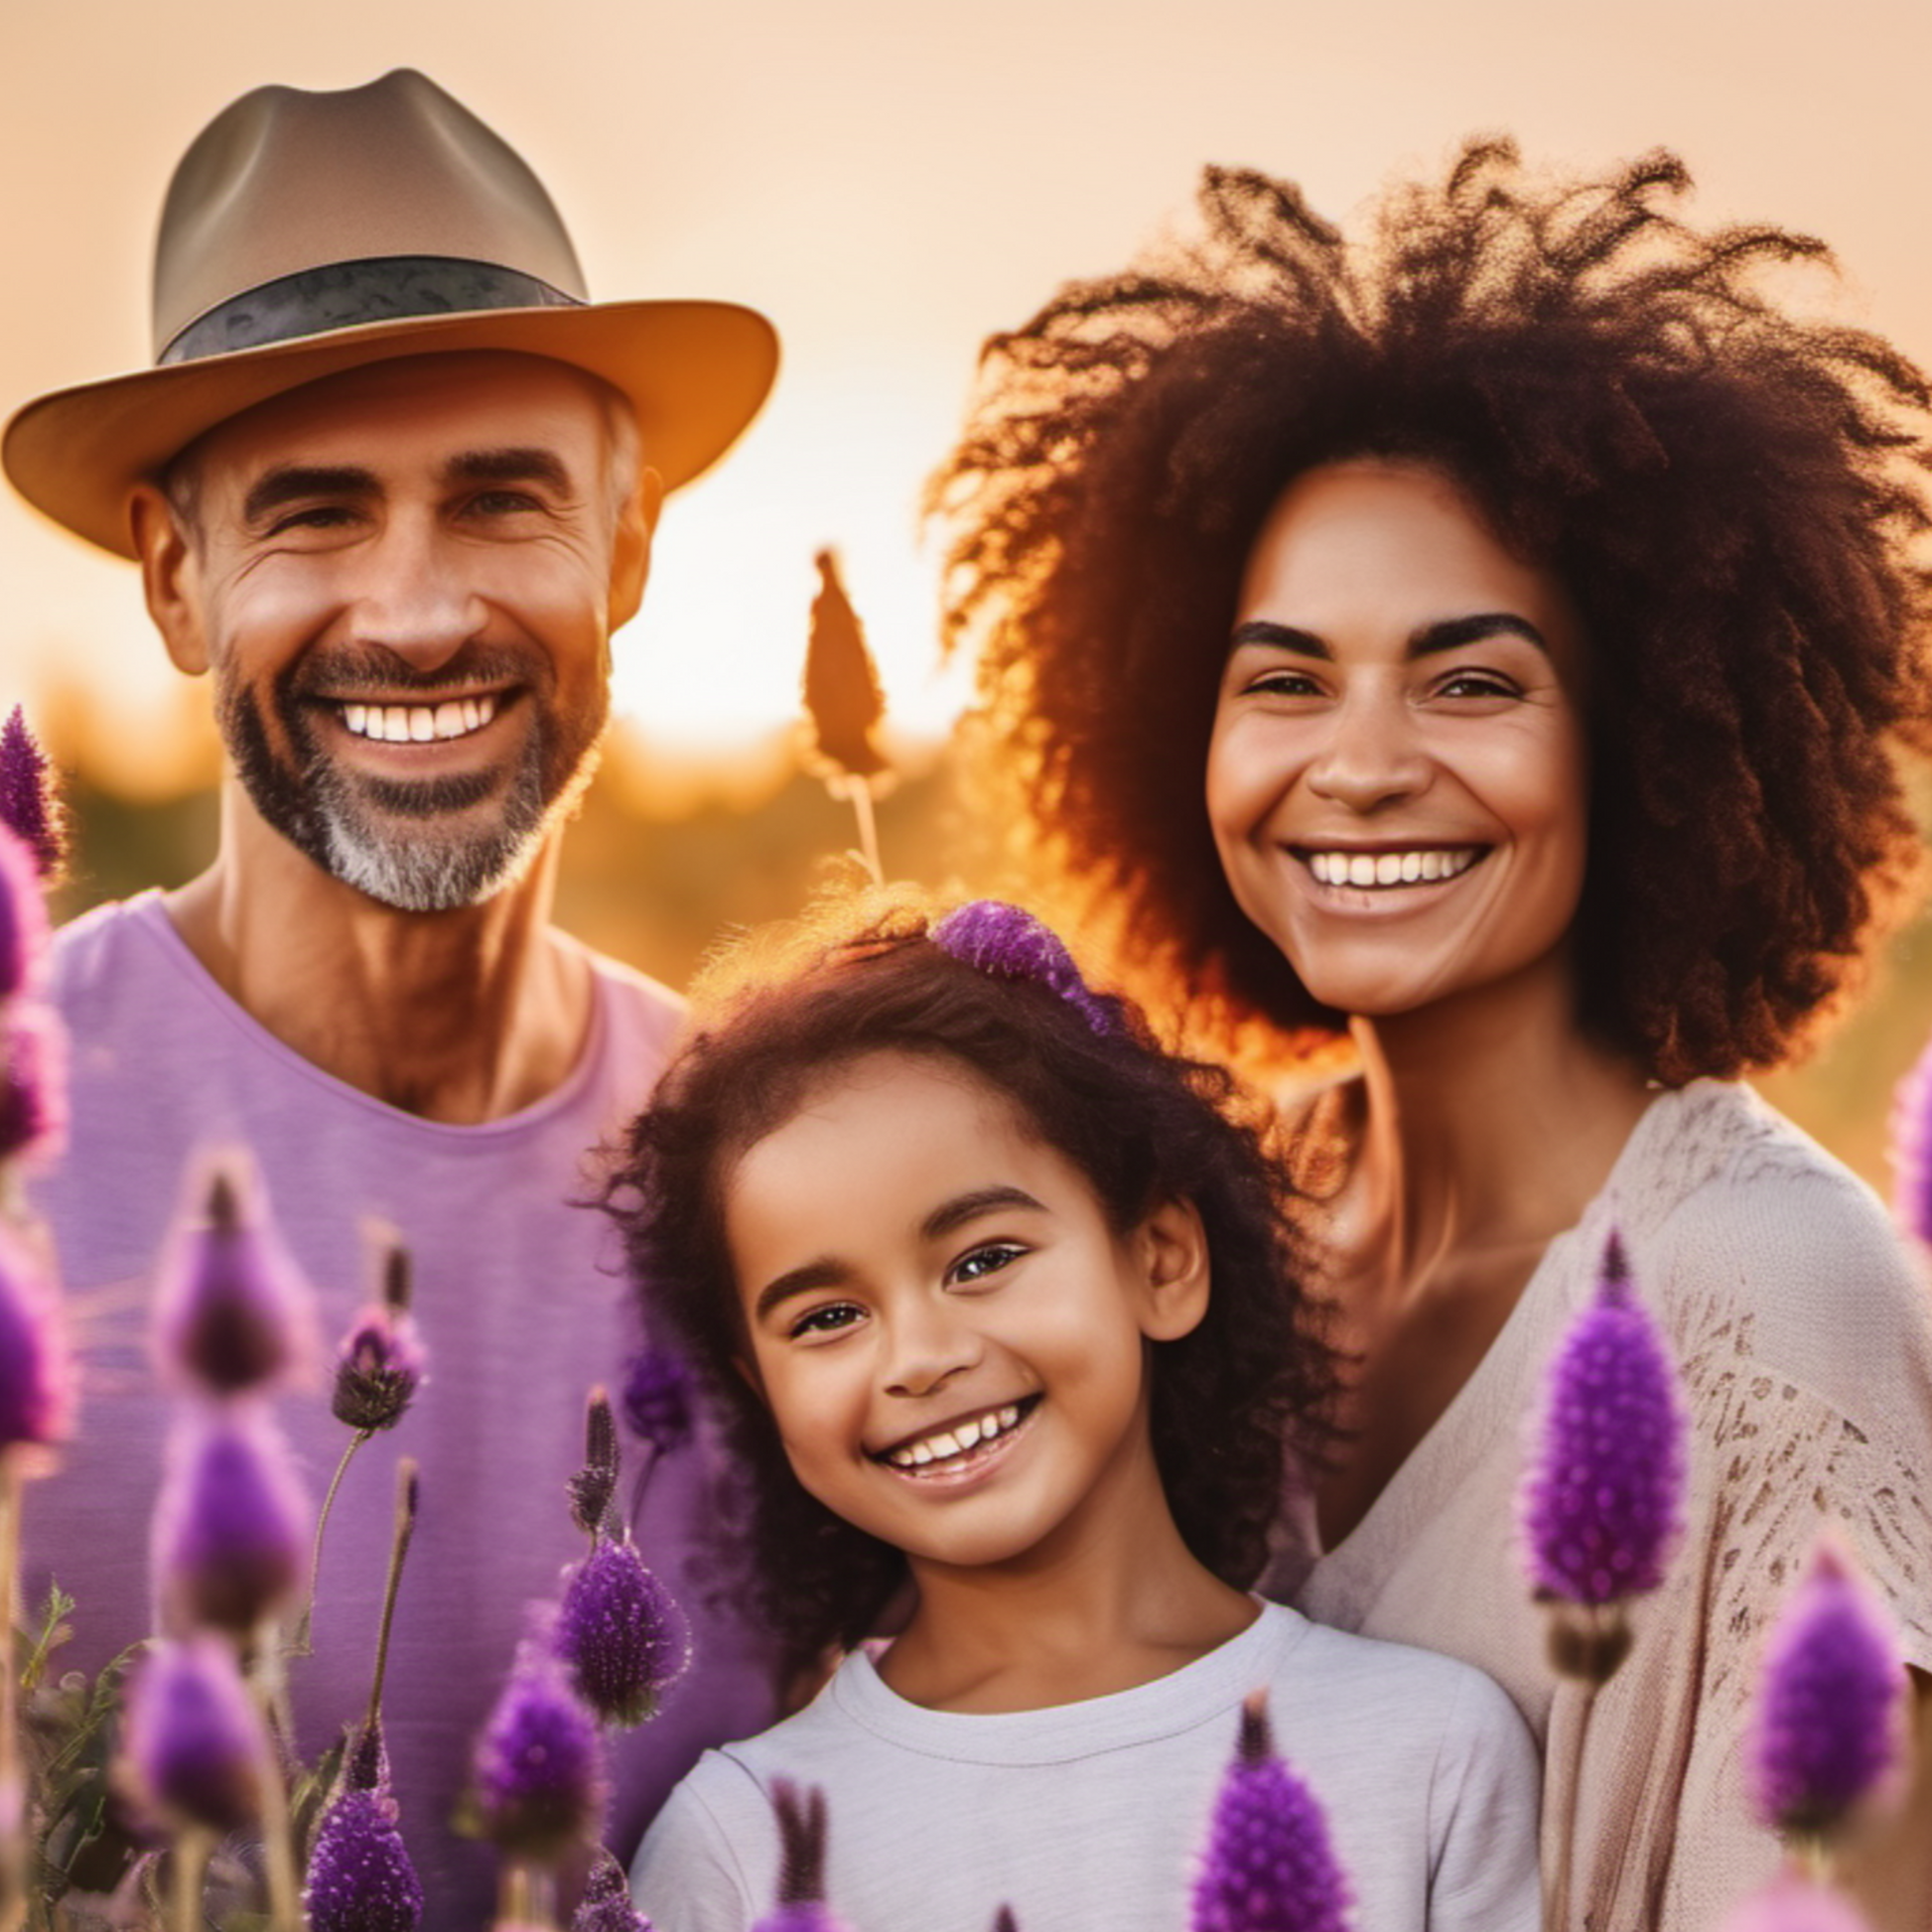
[285, 641, 546, 700]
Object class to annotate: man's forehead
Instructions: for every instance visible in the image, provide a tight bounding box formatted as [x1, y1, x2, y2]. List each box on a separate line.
[181, 350, 625, 489]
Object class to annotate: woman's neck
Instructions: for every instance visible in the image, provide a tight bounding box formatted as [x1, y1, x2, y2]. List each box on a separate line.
[875, 1435, 1256, 1715]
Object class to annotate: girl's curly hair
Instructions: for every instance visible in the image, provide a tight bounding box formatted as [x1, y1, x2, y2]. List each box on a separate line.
[929, 142, 1932, 1080]
[604, 894, 1336, 1679]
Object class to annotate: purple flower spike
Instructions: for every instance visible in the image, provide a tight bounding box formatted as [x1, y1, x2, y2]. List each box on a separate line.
[752, 1782, 852, 1932]
[1749, 1531, 1905, 1839]
[153, 1156, 319, 1395]
[1718, 1875, 1875, 1932]
[120, 1635, 272, 1835]
[555, 1538, 691, 1727]
[1190, 1693, 1352, 1932]
[334, 1244, 426, 1433]
[1520, 1230, 1686, 1610]
[0, 1001, 67, 1170]
[572, 1847, 654, 1931]
[153, 1406, 310, 1635]
[1888, 1036, 1932, 1245]
[473, 1638, 607, 1861]
[0, 824, 48, 1004]
[0, 709, 61, 881]
[306, 1722, 425, 1932]
[621, 1345, 694, 1459]
[929, 901, 1118, 1036]
[0, 1223, 70, 1453]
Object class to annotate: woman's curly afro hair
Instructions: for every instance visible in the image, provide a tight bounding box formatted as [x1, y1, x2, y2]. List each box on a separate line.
[604, 893, 1336, 1679]
[930, 141, 1932, 1081]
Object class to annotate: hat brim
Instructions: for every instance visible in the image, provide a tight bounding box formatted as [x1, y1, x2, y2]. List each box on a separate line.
[2, 297, 778, 558]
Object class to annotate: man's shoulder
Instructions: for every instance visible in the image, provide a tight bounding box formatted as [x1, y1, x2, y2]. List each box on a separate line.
[45, 890, 179, 1013]
[564, 933, 686, 1077]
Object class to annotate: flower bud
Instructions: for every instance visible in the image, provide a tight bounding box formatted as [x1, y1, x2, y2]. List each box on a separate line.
[753, 1782, 852, 1932]
[555, 1539, 690, 1727]
[153, 1406, 310, 1635]
[0, 1223, 69, 1453]
[0, 707, 62, 882]
[0, 1001, 66, 1170]
[333, 1243, 426, 1434]
[119, 1635, 272, 1835]
[0, 822, 46, 1003]
[473, 1639, 606, 1862]
[621, 1346, 694, 1460]
[571, 1847, 653, 1931]
[305, 1722, 425, 1932]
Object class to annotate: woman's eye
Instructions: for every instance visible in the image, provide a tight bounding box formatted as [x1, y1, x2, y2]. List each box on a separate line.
[948, 1241, 1028, 1287]
[1435, 668, 1522, 701]
[787, 1301, 864, 1340]
[1240, 666, 1324, 700]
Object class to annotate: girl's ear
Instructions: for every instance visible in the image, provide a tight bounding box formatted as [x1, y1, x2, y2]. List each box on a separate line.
[733, 1352, 768, 1407]
[1135, 1197, 1211, 1342]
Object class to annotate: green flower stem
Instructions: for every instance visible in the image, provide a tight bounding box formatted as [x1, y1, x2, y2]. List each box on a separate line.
[292, 1427, 372, 1657]
[172, 1829, 209, 1932]
[496, 1857, 559, 1930]
[364, 1459, 418, 1738]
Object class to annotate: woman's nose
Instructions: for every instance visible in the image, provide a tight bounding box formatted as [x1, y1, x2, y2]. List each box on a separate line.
[1305, 690, 1430, 812]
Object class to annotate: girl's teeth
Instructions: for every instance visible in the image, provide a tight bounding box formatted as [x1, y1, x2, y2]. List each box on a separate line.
[889, 1403, 1027, 1469]
[341, 694, 499, 744]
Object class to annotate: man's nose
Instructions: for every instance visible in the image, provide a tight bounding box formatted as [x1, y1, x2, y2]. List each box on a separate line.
[345, 518, 489, 671]
[1305, 689, 1430, 812]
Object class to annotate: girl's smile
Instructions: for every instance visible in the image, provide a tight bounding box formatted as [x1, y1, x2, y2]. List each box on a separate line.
[724, 1050, 1207, 1580]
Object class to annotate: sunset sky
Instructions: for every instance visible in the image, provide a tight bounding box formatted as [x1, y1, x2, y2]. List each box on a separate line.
[5, 0, 1929, 783]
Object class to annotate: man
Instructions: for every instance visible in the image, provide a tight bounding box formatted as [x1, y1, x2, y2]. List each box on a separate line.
[2, 71, 778, 1919]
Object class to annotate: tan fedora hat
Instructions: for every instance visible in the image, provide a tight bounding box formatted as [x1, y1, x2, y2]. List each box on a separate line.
[2, 69, 778, 558]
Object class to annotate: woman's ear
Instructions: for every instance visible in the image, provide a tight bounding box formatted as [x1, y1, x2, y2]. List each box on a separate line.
[1135, 1197, 1211, 1342]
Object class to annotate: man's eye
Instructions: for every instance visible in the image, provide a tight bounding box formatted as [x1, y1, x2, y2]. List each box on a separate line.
[268, 505, 358, 535]
[949, 1242, 1027, 1287]
[468, 489, 542, 516]
[788, 1302, 863, 1340]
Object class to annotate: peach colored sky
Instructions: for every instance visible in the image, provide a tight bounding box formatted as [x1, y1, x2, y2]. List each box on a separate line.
[5, 0, 1929, 781]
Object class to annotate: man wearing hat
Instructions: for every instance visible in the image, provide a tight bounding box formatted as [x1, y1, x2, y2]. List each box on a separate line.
[3, 71, 777, 1919]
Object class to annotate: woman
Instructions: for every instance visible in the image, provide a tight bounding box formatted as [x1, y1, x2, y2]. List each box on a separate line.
[931, 144, 1932, 1928]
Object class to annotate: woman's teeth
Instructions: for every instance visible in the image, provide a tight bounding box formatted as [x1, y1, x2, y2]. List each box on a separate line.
[885, 1403, 1025, 1469]
[1307, 847, 1480, 889]
[341, 694, 499, 744]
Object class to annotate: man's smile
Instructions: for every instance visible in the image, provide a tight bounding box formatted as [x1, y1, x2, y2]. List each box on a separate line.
[336, 693, 504, 745]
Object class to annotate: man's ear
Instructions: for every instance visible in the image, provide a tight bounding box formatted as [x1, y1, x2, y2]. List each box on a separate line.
[608, 466, 663, 630]
[129, 483, 210, 676]
[1135, 1197, 1211, 1342]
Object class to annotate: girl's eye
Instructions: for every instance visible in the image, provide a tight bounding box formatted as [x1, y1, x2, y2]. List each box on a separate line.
[787, 1301, 865, 1341]
[948, 1241, 1028, 1287]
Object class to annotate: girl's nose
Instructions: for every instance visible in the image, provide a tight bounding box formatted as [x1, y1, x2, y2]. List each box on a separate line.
[881, 1301, 983, 1400]
[1305, 689, 1429, 812]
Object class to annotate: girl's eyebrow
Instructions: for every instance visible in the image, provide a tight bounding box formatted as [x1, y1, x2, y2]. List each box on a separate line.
[1227, 613, 1550, 660]
[750, 1185, 1048, 1325]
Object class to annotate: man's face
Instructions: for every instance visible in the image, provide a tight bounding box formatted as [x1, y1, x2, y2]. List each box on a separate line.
[148, 351, 648, 911]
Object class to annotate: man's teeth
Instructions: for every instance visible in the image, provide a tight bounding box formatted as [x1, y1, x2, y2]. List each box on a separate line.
[887, 1403, 1024, 1469]
[341, 695, 498, 744]
[1307, 848, 1480, 889]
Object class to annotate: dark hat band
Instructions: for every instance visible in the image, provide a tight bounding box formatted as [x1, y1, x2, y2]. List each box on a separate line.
[159, 255, 583, 365]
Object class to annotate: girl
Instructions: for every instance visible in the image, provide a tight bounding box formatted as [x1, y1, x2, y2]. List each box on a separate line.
[929, 145, 1932, 1925]
[611, 897, 1538, 1932]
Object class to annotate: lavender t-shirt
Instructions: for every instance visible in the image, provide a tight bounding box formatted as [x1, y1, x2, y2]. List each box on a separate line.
[25, 892, 775, 1925]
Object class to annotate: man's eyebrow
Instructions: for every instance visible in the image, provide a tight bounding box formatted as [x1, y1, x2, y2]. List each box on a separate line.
[241, 465, 379, 526]
[441, 447, 575, 494]
[1227, 613, 1550, 659]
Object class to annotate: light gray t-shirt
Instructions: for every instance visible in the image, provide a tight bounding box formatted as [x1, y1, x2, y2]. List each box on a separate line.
[631, 1601, 1539, 1932]
[25, 892, 777, 1929]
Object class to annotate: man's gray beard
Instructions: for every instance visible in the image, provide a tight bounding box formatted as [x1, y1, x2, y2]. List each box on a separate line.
[217, 657, 604, 913]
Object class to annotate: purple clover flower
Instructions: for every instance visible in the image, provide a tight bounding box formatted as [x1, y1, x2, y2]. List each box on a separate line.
[621, 1345, 694, 1459]
[1749, 1532, 1904, 1839]
[0, 708, 60, 881]
[0, 1001, 66, 1169]
[572, 1847, 653, 1931]
[929, 901, 1118, 1037]
[305, 1722, 425, 1932]
[119, 1635, 272, 1835]
[473, 1638, 606, 1861]
[1717, 1876, 1875, 1932]
[1520, 1230, 1686, 1609]
[0, 1222, 69, 1452]
[153, 1405, 310, 1635]
[0, 822, 47, 1004]
[152, 1158, 318, 1396]
[1190, 1693, 1351, 1932]
[554, 1538, 691, 1727]
[333, 1246, 425, 1434]
[1889, 1035, 1932, 1244]
[752, 1782, 852, 1932]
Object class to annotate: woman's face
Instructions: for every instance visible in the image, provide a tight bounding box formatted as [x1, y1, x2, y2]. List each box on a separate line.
[1205, 460, 1590, 1022]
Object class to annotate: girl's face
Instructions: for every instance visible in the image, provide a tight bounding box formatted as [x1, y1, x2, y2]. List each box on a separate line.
[1205, 460, 1591, 1022]
[723, 1050, 1207, 1580]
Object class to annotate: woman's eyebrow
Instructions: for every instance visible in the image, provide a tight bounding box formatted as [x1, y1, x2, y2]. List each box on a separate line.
[1229, 619, 1326, 658]
[1410, 613, 1550, 657]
